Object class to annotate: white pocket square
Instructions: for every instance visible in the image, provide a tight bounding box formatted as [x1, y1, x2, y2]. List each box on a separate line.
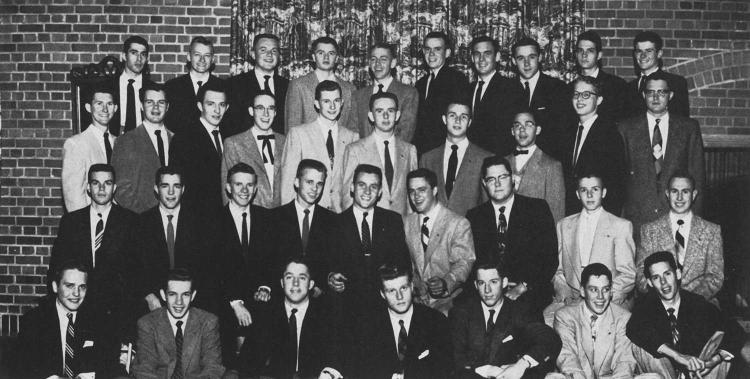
[418, 350, 430, 359]
[537, 106, 547, 110]
[83, 340, 94, 347]
[502, 335, 514, 343]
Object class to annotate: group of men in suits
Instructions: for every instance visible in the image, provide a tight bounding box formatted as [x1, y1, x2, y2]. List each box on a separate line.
[31, 23, 742, 379]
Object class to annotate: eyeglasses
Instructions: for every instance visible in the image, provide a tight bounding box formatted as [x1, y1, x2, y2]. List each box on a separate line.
[253, 105, 276, 112]
[644, 89, 670, 98]
[572, 91, 599, 100]
[512, 121, 536, 130]
[483, 174, 511, 185]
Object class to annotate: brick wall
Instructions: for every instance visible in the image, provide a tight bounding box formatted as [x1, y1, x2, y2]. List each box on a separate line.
[0, 0, 748, 336]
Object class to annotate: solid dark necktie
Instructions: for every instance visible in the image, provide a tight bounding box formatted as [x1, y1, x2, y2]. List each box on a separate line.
[421, 216, 430, 252]
[361, 211, 371, 253]
[167, 214, 175, 269]
[212, 129, 222, 156]
[289, 308, 298, 370]
[513, 149, 529, 156]
[154, 129, 166, 167]
[326, 129, 334, 169]
[103, 132, 112, 163]
[384, 140, 394, 192]
[241, 212, 249, 254]
[125, 78, 136, 133]
[301, 209, 310, 254]
[196, 80, 203, 95]
[257, 134, 275, 164]
[425, 72, 435, 99]
[486, 309, 495, 332]
[263, 75, 271, 93]
[638, 74, 647, 94]
[572, 122, 584, 167]
[652, 119, 663, 175]
[497, 206, 507, 251]
[94, 213, 103, 268]
[377, 83, 384, 93]
[590, 314, 598, 340]
[667, 308, 680, 346]
[64, 313, 75, 378]
[473, 80, 484, 114]
[445, 144, 458, 198]
[172, 320, 184, 379]
[523, 81, 531, 106]
[397, 319, 408, 362]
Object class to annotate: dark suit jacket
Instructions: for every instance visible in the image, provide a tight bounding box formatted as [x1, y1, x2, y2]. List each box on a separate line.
[626, 69, 690, 118]
[511, 73, 575, 162]
[15, 300, 107, 379]
[357, 303, 453, 379]
[169, 119, 224, 216]
[466, 196, 558, 314]
[467, 73, 522, 156]
[242, 298, 336, 379]
[353, 81, 419, 141]
[571, 70, 631, 123]
[449, 298, 561, 379]
[271, 201, 336, 283]
[227, 69, 289, 135]
[626, 291, 745, 360]
[561, 116, 626, 216]
[414, 66, 470, 154]
[108, 73, 154, 136]
[165, 74, 228, 135]
[617, 113, 704, 231]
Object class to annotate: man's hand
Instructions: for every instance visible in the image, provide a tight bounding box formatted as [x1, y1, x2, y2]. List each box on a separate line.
[75, 373, 95, 379]
[231, 302, 253, 327]
[505, 282, 528, 300]
[311, 286, 323, 298]
[674, 353, 705, 372]
[390, 374, 404, 379]
[254, 287, 271, 302]
[319, 367, 343, 379]
[145, 293, 162, 311]
[427, 277, 448, 298]
[475, 359, 528, 379]
[328, 272, 348, 293]
[698, 353, 723, 376]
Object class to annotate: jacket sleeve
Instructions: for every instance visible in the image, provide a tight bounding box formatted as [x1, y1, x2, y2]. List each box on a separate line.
[553, 309, 587, 379]
[131, 317, 163, 379]
[62, 137, 90, 212]
[611, 311, 636, 379]
[284, 79, 304, 131]
[546, 160, 566, 223]
[445, 218, 476, 294]
[111, 135, 138, 211]
[398, 88, 419, 142]
[612, 220, 636, 304]
[197, 314, 226, 378]
[278, 128, 301, 205]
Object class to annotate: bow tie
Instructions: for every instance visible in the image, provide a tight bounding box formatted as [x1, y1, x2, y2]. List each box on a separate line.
[257, 135, 275, 141]
[513, 150, 529, 156]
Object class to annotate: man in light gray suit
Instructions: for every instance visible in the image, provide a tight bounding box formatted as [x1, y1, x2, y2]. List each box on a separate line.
[505, 111, 565, 222]
[221, 91, 286, 208]
[352, 43, 418, 141]
[338, 92, 417, 215]
[279, 80, 359, 212]
[284, 36, 356, 133]
[404, 168, 476, 315]
[420, 101, 492, 216]
[112, 82, 172, 213]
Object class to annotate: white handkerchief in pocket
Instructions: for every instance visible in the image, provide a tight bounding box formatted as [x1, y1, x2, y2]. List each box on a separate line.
[418, 349, 430, 360]
[502, 334, 514, 343]
[83, 340, 94, 347]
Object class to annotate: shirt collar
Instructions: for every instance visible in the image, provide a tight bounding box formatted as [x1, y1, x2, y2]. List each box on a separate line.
[521, 70, 540, 88]
[646, 112, 670, 125]
[583, 67, 600, 78]
[189, 71, 210, 84]
[353, 206, 374, 219]
[516, 144, 537, 155]
[167, 310, 189, 329]
[120, 71, 142, 81]
[159, 204, 181, 217]
[142, 119, 166, 133]
[581, 206, 603, 219]
[88, 123, 109, 135]
[421, 202, 442, 221]
[228, 200, 250, 216]
[373, 131, 395, 146]
[492, 194, 515, 212]
[255, 70, 274, 86]
[480, 298, 503, 317]
[89, 203, 113, 220]
[294, 199, 315, 213]
[642, 66, 659, 77]
[285, 297, 310, 318]
[669, 211, 692, 226]
[374, 76, 394, 92]
[580, 113, 598, 130]
[430, 65, 444, 77]
[661, 296, 681, 318]
[56, 299, 77, 322]
[388, 304, 414, 324]
[478, 70, 496, 83]
[446, 137, 469, 151]
[199, 117, 219, 133]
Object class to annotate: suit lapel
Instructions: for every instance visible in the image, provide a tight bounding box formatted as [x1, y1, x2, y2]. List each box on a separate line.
[594, 307, 616, 374]
[683, 217, 705, 277]
[565, 214, 581, 271]
[181, 312, 200, 373]
[135, 125, 161, 164]
[588, 211, 612, 266]
[424, 207, 447, 270]
[407, 215, 426, 272]
[156, 311, 178, 374]
[393, 139, 409, 194]
[578, 303, 596, 369]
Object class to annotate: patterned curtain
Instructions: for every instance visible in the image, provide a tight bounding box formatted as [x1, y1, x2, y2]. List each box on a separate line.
[229, 0, 584, 87]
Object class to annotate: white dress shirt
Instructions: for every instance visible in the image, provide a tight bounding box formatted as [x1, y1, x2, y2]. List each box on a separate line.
[167, 310, 189, 336]
[159, 204, 181, 240]
[89, 123, 115, 157]
[574, 114, 598, 163]
[514, 144, 537, 171]
[481, 299, 503, 326]
[473, 71, 496, 106]
[353, 206, 374, 240]
[89, 204, 112, 267]
[670, 211, 693, 263]
[373, 133, 396, 170]
[577, 207, 603, 267]
[255, 70, 276, 94]
[647, 112, 670, 156]
[294, 200, 316, 236]
[388, 305, 414, 350]
[228, 201, 251, 243]
[373, 76, 394, 94]
[119, 72, 143, 127]
[421, 203, 442, 235]
[189, 71, 210, 94]
[492, 195, 515, 229]
[56, 300, 77, 368]
[142, 120, 170, 165]
[252, 127, 276, 185]
[285, 298, 310, 371]
[200, 118, 223, 152]
[442, 137, 469, 182]
[317, 119, 339, 160]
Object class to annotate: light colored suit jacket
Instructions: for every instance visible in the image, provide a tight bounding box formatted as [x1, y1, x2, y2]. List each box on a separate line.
[221, 129, 286, 208]
[111, 124, 173, 213]
[132, 308, 225, 379]
[420, 142, 492, 216]
[554, 210, 636, 305]
[636, 214, 723, 301]
[352, 81, 419, 141]
[555, 302, 636, 379]
[404, 204, 476, 315]
[507, 147, 565, 222]
[337, 134, 417, 215]
[284, 72, 357, 133]
[62, 125, 114, 212]
[279, 120, 359, 212]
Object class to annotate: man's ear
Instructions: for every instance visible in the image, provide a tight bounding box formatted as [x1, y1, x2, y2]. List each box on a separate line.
[160, 289, 167, 302]
[601, 187, 607, 199]
[441, 115, 447, 126]
[368, 111, 375, 123]
[190, 290, 197, 302]
[85, 103, 92, 115]
[691, 190, 698, 202]
[676, 268, 682, 281]
[389, 59, 397, 69]
[395, 110, 402, 122]
[646, 278, 654, 288]
[120, 51, 126, 63]
[225, 183, 232, 198]
[596, 96, 603, 107]
[445, 48, 452, 59]
[154, 184, 159, 196]
[112, 183, 117, 196]
[380, 290, 386, 300]
[197, 102, 204, 114]
[535, 126, 542, 136]
[248, 106, 255, 117]
[308, 279, 315, 290]
[52, 281, 59, 294]
[501, 277, 509, 289]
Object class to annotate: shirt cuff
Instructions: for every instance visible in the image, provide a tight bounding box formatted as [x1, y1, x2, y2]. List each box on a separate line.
[522, 354, 539, 368]
[229, 299, 244, 307]
[719, 350, 734, 361]
[258, 286, 271, 293]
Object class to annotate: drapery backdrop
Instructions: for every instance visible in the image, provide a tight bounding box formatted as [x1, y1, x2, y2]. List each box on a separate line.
[229, 0, 584, 87]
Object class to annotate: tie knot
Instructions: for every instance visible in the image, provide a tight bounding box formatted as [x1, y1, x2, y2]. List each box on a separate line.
[499, 206, 506, 214]
[378, 83, 384, 91]
[176, 320, 183, 329]
[578, 122, 584, 129]
[524, 81, 529, 88]
[242, 212, 247, 219]
[197, 80, 203, 87]
[212, 130, 219, 137]
[154, 129, 161, 136]
[478, 80, 484, 85]
[67, 312, 74, 321]
[429, 72, 435, 80]
[363, 211, 368, 217]
[667, 307, 675, 316]
[677, 219, 684, 226]
[488, 309, 495, 318]
[399, 319, 405, 327]
[303, 209, 310, 215]
[104, 131, 109, 138]
[291, 308, 298, 316]
[97, 212, 102, 219]
[128, 79, 135, 84]
[451, 144, 458, 151]
[264, 75, 271, 80]
[167, 214, 174, 221]
[655, 118, 661, 125]
[591, 314, 598, 323]
[384, 140, 389, 146]
[422, 216, 429, 224]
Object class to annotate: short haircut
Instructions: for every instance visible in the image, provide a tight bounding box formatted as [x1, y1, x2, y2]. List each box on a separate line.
[353, 164, 383, 185]
[576, 171, 606, 188]
[227, 162, 256, 183]
[472, 257, 509, 279]
[572, 75, 603, 96]
[87, 84, 116, 104]
[154, 165, 183, 185]
[253, 33, 280, 48]
[248, 90, 276, 109]
[633, 31, 663, 51]
[667, 170, 696, 191]
[643, 251, 678, 279]
[295, 159, 328, 179]
[580, 263, 612, 287]
[480, 156, 513, 178]
[314, 80, 342, 101]
[643, 70, 672, 92]
[138, 82, 168, 103]
[469, 35, 499, 53]
[577, 30, 603, 52]
[369, 42, 396, 58]
[444, 101, 472, 116]
[407, 168, 438, 188]
[123, 35, 150, 54]
[511, 36, 540, 56]
[280, 257, 313, 279]
[377, 263, 412, 290]
[369, 91, 399, 111]
[196, 80, 227, 103]
[423, 31, 451, 49]
[163, 268, 194, 291]
[311, 36, 339, 52]
[513, 109, 536, 123]
[52, 259, 91, 284]
[88, 163, 116, 183]
[189, 36, 214, 53]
